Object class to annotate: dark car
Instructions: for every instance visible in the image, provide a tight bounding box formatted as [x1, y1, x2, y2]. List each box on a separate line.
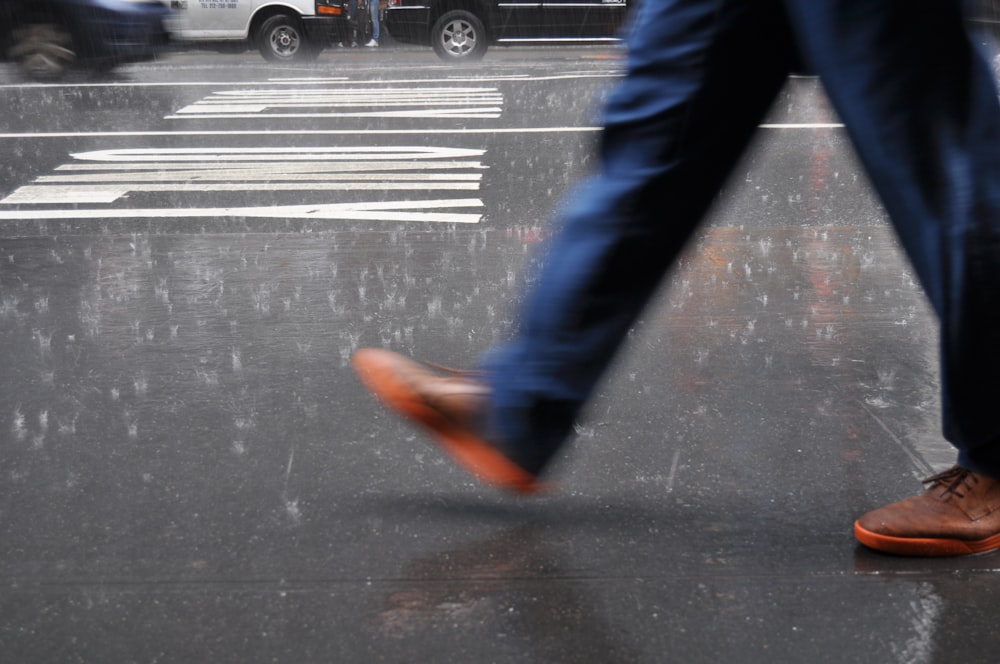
[0, 0, 172, 79]
[384, 0, 629, 61]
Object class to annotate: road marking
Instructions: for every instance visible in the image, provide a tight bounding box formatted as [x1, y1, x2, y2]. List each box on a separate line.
[181, 87, 503, 102]
[272, 74, 621, 83]
[63, 146, 487, 161]
[170, 109, 505, 119]
[0, 146, 487, 223]
[0, 199, 484, 223]
[0, 124, 844, 140]
[759, 123, 844, 129]
[53, 160, 481, 171]
[169, 86, 504, 120]
[0, 72, 621, 91]
[5, 183, 482, 205]
[1, 127, 600, 139]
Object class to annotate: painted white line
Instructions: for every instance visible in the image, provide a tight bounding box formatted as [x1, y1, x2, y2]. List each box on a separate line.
[175, 101, 501, 110]
[0, 125, 840, 140]
[3, 183, 482, 204]
[0, 72, 620, 91]
[0, 127, 596, 138]
[166, 110, 503, 119]
[68, 146, 486, 161]
[0, 199, 484, 223]
[171, 86, 505, 118]
[0, 145, 488, 220]
[272, 77, 353, 82]
[33, 173, 481, 183]
[174, 103, 499, 112]
[209, 86, 503, 96]
[54, 160, 483, 171]
[759, 123, 844, 128]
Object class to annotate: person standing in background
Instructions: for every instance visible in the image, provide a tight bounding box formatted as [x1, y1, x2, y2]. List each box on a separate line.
[365, 0, 379, 47]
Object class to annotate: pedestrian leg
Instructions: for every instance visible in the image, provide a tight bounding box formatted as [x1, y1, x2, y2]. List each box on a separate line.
[786, 0, 1000, 555]
[483, 0, 800, 472]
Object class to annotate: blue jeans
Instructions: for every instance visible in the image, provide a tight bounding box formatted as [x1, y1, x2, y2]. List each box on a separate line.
[483, 0, 1000, 479]
[370, 0, 380, 41]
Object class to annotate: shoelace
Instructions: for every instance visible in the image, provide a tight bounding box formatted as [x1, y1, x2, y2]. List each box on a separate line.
[923, 466, 979, 499]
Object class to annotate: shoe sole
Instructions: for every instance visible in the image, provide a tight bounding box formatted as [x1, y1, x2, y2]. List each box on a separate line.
[352, 349, 547, 495]
[854, 520, 1000, 556]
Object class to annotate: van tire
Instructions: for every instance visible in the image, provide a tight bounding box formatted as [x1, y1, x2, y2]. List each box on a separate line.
[256, 14, 319, 61]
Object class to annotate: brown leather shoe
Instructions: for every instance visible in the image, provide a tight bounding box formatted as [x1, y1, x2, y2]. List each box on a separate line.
[854, 466, 1000, 556]
[351, 348, 547, 495]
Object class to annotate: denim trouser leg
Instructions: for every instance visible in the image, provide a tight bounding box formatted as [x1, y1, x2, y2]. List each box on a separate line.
[483, 0, 797, 473]
[784, 1, 1000, 478]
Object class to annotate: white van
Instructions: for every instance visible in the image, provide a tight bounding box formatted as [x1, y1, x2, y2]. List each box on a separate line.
[166, 0, 351, 61]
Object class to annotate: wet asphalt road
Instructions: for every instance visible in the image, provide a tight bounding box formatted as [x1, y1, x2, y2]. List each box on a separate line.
[2, 46, 1000, 663]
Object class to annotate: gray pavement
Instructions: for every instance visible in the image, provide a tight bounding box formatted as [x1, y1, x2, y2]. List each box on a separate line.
[2, 47, 1000, 663]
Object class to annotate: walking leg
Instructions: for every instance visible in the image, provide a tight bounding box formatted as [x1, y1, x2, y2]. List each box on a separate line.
[484, 0, 799, 471]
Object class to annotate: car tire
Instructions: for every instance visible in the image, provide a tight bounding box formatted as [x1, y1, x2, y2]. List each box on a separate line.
[8, 22, 76, 80]
[256, 14, 319, 62]
[431, 10, 487, 61]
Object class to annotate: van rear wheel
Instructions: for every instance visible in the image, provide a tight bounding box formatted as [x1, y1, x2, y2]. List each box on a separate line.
[256, 14, 319, 62]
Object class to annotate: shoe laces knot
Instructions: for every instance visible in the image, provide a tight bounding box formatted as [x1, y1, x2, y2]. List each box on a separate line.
[923, 466, 979, 499]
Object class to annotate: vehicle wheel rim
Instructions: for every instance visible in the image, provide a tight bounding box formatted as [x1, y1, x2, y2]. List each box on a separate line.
[269, 26, 300, 57]
[9, 24, 75, 78]
[441, 20, 476, 56]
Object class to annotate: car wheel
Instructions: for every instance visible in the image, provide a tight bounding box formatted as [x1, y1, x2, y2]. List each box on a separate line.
[431, 10, 487, 61]
[256, 14, 319, 62]
[8, 22, 76, 80]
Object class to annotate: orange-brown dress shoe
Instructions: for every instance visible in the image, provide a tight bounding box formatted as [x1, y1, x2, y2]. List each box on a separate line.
[854, 466, 1000, 556]
[351, 348, 547, 495]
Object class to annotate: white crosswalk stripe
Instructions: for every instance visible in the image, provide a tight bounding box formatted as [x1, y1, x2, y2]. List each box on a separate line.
[169, 87, 504, 119]
[0, 147, 487, 223]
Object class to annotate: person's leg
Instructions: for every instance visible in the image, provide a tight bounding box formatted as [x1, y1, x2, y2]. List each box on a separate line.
[785, 1, 1000, 478]
[353, 0, 799, 491]
[784, 0, 1000, 554]
[349, 0, 359, 45]
[483, 0, 799, 473]
[370, 0, 379, 42]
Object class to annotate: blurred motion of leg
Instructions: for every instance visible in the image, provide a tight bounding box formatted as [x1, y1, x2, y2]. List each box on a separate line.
[353, 0, 798, 486]
[351, 349, 548, 494]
